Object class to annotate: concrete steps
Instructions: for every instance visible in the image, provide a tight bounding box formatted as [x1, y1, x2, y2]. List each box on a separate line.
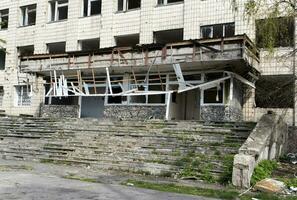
[0, 116, 256, 183]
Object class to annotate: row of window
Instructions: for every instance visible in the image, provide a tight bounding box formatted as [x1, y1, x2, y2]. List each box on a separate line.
[0, 0, 184, 29]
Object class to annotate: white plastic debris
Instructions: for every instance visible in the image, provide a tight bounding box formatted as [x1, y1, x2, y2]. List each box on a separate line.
[126, 183, 134, 186]
[290, 186, 297, 192]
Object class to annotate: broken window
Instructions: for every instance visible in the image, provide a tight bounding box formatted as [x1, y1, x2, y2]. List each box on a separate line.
[255, 75, 294, 108]
[16, 85, 31, 106]
[20, 4, 36, 26]
[18, 45, 34, 57]
[0, 9, 9, 30]
[83, 0, 101, 17]
[0, 49, 6, 70]
[201, 23, 235, 39]
[118, 0, 141, 12]
[0, 86, 3, 107]
[154, 29, 184, 44]
[49, 0, 68, 22]
[158, 0, 183, 5]
[256, 17, 294, 48]
[115, 34, 139, 47]
[47, 42, 66, 54]
[202, 73, 225, 104]
[79, 38, 100, 51]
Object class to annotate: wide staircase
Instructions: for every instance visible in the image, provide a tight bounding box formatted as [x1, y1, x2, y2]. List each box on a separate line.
[0, 116, 256, 183]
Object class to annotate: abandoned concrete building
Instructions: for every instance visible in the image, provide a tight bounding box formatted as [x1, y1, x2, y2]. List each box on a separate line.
[0, 0, 295, 124]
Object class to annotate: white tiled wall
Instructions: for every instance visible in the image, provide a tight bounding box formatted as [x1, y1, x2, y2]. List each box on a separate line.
[0, 0, 294, 122]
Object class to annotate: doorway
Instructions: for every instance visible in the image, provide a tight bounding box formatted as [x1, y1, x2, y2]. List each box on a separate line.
[80, 96, 105, 118]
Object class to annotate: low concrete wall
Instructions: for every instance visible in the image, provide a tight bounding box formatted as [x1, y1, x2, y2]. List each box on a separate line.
[104, 105, 166, 120]
[201, 105, 242, 122]
[41, 105, 79, 118]
[232, 113, 288, 188]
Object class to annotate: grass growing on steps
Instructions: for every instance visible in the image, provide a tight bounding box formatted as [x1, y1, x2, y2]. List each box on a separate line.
[251, 160, 278, 186]
[122, 180, 297, 200]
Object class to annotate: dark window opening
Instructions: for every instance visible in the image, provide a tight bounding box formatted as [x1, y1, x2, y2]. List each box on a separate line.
[80, 38, 100, 51]
[0, 9, 9, 30]
[0, 49, 6, 70]
[108, 87, 123, 104]
[50, 0, 68, 21]
[115, 34, 139, 47]
[18, 45, 34, 57]
[201, 23, 235, 39]
[83, 0, 101, 16]
[255, 75, 294, 108]
[118, 0, 124, 11]
[158, 0, 183, 5]
[203, 84, 224, 104]
[21, 4, 36, 26]
[154, 29, 184, 44]
[127, 0, 141, 10]
[256, 17, 294, 48]
[47, 42, 66, 54]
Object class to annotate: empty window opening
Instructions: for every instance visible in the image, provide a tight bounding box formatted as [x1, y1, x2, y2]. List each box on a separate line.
[18, 45, 34, 57]
[154, 29, 184, 44]
[79, 38, 100, 51]
[255, 75, 294, 108]
[256, 17, 294, 48]
[0, 49, 6, 70]
[49, 0, 69, 22]
[202, 73, 225, 104]
[158, 0, 183, 5]
[20, 4, 36, 26]
[83, 0, 101, 16]
[0, 86, 3, 107]
[115, 34, 139, 47]
[118, 0, 141, 11]
[47, 42, 66, 54]
[201, 23, 235, 39]
[0, 9, 9, 30]
[16, 85, 31, 106]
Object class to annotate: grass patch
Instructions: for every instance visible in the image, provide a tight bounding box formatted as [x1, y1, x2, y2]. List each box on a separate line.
[122, 180, 238, 200]
[63, 175, 98, 183]
[251, 160, 278, 186]
[122, 180, 297, 200]
[218, 155, 234, 185]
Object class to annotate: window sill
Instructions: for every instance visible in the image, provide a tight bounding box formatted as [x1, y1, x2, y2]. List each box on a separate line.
[115, 8, 141, 14]
[155, 2, 184, 8]
[0, 28, 8, 31]
[79, 14, 102, 19]
[18, 24, 36, 28]
[47, 19, 68, 24]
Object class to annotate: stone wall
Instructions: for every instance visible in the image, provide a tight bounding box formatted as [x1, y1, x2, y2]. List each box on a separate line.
[200, 105, 242, 122]
[232, 113, 288, 188]
[104, 105, 166, 120]
[41, 105, 79, 118]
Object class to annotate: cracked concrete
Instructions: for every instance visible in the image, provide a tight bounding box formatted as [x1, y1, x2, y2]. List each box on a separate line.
[0, 159, 218, 200]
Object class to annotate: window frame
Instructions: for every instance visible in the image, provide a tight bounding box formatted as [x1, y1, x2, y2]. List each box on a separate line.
[157, 0, 184, 6]
[49, 0, 69, 22]
[16, 85, 32, 107]
[200, 23, 235, 39]
[0, 9, 9, 30]
[117, 0, 141, 12]
[82, 0, 102, 17]
[20, 4, 36, 27]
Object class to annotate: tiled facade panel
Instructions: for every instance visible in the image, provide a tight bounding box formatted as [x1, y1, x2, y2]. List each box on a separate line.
[0, 0, 294, 122]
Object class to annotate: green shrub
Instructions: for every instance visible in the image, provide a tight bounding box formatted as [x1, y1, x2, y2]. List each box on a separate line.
[251, 160, 278, 185]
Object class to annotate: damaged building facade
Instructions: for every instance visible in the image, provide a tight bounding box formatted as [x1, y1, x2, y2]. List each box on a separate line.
[0, 0, 294, 123]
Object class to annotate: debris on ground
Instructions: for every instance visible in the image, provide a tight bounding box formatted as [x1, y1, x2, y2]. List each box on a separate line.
[254, 178, 287, 194]
[287, 153, 297, 165]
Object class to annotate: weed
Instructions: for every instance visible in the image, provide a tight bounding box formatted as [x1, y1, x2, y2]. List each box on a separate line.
[251, 160, 278, 186]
